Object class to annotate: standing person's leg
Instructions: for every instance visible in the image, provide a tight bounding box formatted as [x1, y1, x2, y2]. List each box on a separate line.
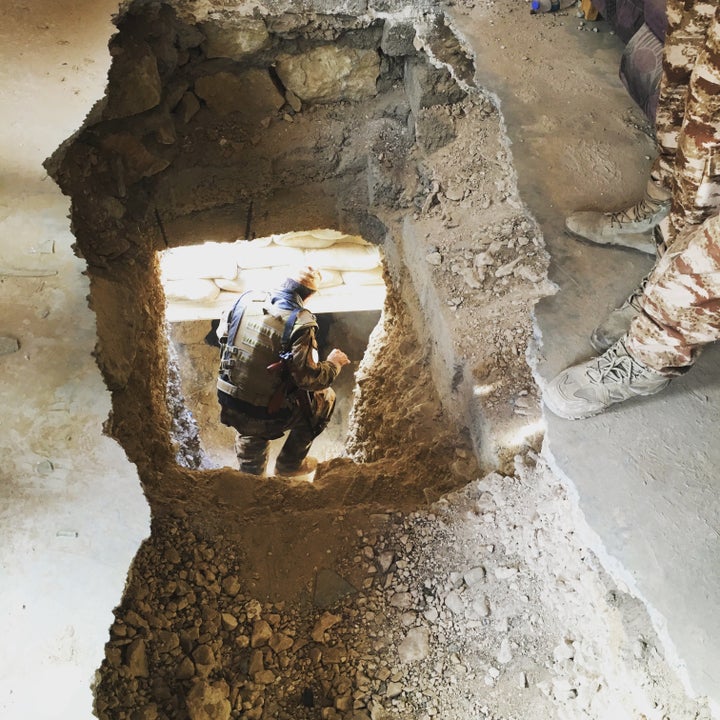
[564, 0, 712, 254]
[234, 435, 271, 476]
[664, 4, 720, 247]
[627, 213, 720, 372]
[544, 213, 720, 418]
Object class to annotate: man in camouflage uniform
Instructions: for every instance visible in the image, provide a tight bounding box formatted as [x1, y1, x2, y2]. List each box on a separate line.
[216, 267, 350, 474]
[544, 0, 720, 418]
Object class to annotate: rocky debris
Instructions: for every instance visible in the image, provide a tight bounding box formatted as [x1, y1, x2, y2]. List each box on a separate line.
[93, 454, 707, 720]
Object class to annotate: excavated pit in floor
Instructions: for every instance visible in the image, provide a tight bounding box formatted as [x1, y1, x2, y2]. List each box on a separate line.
[41, 2, 712, 719]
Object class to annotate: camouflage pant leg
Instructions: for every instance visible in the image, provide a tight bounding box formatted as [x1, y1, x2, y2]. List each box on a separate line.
[219, 403, 290, 475]
[626, 213, 720, 372]
[667, 4, 720, 243]
[275, 388, 336, 470]
[653, 0, 717, 187]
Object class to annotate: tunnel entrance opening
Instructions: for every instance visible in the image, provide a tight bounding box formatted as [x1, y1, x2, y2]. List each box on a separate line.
[46, 0, 497, 494]
[160, 230, 385, 473]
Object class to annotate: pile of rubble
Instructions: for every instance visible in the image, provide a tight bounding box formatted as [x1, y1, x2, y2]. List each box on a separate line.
[95, 454, 708, 720]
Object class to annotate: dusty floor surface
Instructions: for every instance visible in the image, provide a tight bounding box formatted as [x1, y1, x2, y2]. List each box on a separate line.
[89, 5, 710, 720]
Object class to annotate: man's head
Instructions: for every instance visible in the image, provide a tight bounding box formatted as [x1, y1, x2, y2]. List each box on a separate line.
[283, 266, 322, 298]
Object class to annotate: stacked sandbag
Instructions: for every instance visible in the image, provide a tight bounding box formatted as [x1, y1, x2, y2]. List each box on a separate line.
[161, 230, 384, 317]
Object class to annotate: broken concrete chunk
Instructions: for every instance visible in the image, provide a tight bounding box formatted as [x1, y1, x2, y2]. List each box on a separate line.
[414, 106, 456, 153]
[0, 336, 20, 355]
[194, 70, 285, 123]
[200, 17, 269, 60]
[404, 57, 467, 115]
[381, 21, 417, 56]
[398, 627, 429, 663]
[275, 46, 380, 103]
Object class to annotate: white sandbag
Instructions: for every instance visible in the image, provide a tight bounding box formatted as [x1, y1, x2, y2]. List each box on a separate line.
[273, 229, 371, 248]
[216, 266, 296, 293]
[273, 230, 339, 249]
[214, 278, 245, 293]
[305, 243, 381, 271]
[324, 233, 368, 245]
[235, 242, 305, 269]
[165, 278, 221, 303]
[341, 267, 384, 285]
[319, 269, 344, 288]
[160, 242, 238, 280]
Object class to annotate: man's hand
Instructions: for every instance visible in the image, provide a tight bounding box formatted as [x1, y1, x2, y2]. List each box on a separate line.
[327, 348, 350, 372]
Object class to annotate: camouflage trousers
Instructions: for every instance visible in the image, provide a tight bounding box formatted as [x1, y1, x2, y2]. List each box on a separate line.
[652, 0, 720, 250]
[628, 213, 720, 373]
[626, 1, 720, 371]
[219, 388, 335, 475]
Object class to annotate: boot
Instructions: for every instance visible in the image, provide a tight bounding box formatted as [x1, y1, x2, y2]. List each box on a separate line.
[543, 338, 670, 420]
[275, 456, 318, 478]
[565, 181, 670, 254]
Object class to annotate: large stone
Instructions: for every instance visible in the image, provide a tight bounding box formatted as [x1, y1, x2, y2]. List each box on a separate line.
[106, 42, 162, 119]
[380, 21, 417, 57]
[0, 336, 19, 355]
[125, 639, 149, 677]
[251, 619, 273, 647]
[398, 627, 430, 664]
[194, 70, 285, 123]
[275, 46, 380, 103]
[200, 18, 269, 60]
[186, 680, 231, 720]
[404, 57, 467, 115]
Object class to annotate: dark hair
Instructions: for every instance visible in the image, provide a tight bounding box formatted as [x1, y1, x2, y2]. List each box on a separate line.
[281, 278, 315, 300]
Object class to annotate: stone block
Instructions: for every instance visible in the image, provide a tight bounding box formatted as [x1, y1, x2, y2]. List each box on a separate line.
[105, 42, 162, 119]
[276, 46, 380, 103]
[380, 20, 417, 56]
[200, 17, 269, 60]
[404, 57, 467, 115]
[194, 69, 285, 123]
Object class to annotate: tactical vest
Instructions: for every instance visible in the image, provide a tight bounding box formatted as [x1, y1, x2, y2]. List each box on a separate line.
[217, 292, 316, 409]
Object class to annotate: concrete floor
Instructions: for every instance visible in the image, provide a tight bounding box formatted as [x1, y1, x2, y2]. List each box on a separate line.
[455, 2, 720, 711]
[0, 2, 149, 718]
